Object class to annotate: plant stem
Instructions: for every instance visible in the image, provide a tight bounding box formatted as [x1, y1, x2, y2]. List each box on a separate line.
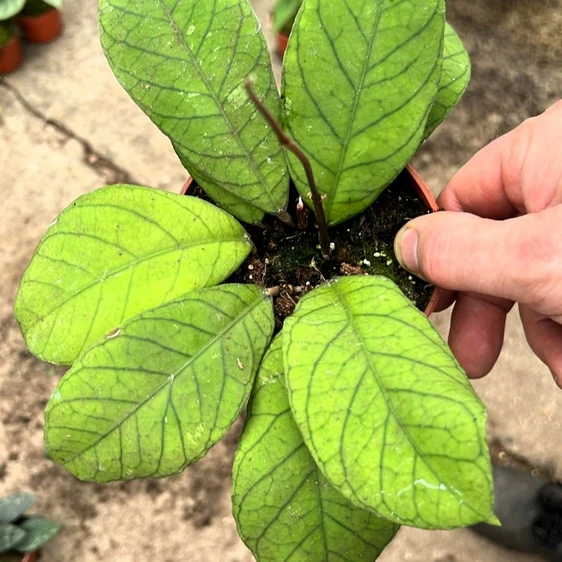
[244, 79, 332, 260]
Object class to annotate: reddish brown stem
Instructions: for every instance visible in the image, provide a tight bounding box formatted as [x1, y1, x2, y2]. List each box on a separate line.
[244, 79, 331, 260]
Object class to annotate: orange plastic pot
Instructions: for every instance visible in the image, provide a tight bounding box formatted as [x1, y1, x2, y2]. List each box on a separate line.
[0, 35, 23, 75]
[405, 164, 442, 316]
[17, 8, 62, 44]
[181, 166, 442, 316]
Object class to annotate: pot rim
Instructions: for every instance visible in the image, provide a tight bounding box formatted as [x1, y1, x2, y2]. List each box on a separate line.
[405, 164, 442, 316]
[21, 550, 40, 562]
[16, 8, 62, 44]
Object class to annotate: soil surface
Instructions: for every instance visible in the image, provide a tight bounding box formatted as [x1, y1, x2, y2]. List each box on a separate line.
[227, 169, 433, 326]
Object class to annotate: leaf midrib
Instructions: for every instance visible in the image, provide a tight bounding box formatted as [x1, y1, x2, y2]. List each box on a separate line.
[58, 291, 267, 466]
[312, 463, 329, 560]
[326, 3, 384, 219]
[26, 236, 249, 328]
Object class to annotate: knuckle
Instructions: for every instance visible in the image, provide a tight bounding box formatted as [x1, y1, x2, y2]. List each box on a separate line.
[509, 215, 562, 306]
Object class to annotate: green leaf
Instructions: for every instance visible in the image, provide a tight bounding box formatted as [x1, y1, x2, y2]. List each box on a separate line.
[0, 0, 25, 20]
[186, 164, 264, 225]
[0, 494, 35, 524]
[13, 517, 61, 553]
[424, 23, 471, 137]
[272, 0, 301, 33]
[233, 335, 399, 561]
[0, 523, 26, 554]
[283, 276, 495, 529]
[282, 0, 444, 225]
[45, 284, 274, 482]
[15, 185, 252, 365]
[99, 0, 289, 220]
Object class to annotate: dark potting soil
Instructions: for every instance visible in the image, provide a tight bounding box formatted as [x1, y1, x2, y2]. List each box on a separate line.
[189, 169, 434, 327]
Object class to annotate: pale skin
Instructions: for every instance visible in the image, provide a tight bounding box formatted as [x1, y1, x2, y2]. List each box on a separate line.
[394, 100, 562, 387]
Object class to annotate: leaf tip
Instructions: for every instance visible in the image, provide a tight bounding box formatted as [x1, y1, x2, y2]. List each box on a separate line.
[486, 513, 502, 527]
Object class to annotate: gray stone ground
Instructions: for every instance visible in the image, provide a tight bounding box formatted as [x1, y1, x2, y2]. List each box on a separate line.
[0, 0, 561, 560]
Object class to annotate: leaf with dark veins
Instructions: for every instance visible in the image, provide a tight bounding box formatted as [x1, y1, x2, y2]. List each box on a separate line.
[282, 0, 445, 225]
[233, 335, 398, 561]
[99, 0, 289, 221]
[45, 284, 274, 482]
[424, 23, 471, 137]
[184, 157, 265, 224]
[15, 185, 252, 365]
[283, 276, 496, 529]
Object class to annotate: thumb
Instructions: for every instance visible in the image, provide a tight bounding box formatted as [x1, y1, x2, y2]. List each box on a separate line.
[393, 208, 561, 308]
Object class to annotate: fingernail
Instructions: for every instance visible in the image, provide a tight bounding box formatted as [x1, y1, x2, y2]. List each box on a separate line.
[394, 226, 420, 272]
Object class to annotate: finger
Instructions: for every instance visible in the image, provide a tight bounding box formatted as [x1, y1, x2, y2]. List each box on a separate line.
[448, 293, 514, 379]
[438, 129, 522, 218]
[438, 99, 562, 217]
[519, 305, 562, 388]
[394, 206, 562, 310]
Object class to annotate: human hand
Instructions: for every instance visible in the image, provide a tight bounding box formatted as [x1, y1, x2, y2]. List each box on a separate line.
[394, 100, 562, 386]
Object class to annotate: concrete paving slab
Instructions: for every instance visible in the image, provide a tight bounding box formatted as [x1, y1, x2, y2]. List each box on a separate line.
[3, 0, 187, 192]
[0, 83, 254, 562]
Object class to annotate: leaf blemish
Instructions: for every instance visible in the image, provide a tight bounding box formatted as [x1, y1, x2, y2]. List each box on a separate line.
[106, 327, 121, 339]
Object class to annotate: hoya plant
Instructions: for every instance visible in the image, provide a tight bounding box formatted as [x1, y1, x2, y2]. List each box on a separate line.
[0, 0, 62, 49]
[0, 493, 61, 557]
[15, 0, 492, 559]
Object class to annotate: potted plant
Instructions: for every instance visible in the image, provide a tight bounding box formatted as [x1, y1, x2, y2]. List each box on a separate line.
[14, 0, 486, 560]
[0, 0, 62, 73]
[16, 0, 62, 43]
[0, 493, 61, 561]
[0, 4, 23, 74]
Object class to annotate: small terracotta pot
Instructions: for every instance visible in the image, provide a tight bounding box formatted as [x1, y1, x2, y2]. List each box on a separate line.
[17, 8, 62, 44]
[277, 33, 289, 56]
[405, 164, 442, 316]
[22, 551, 40, 562]
[180, 167, 442, 316]
[0, 35, 23, 75]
